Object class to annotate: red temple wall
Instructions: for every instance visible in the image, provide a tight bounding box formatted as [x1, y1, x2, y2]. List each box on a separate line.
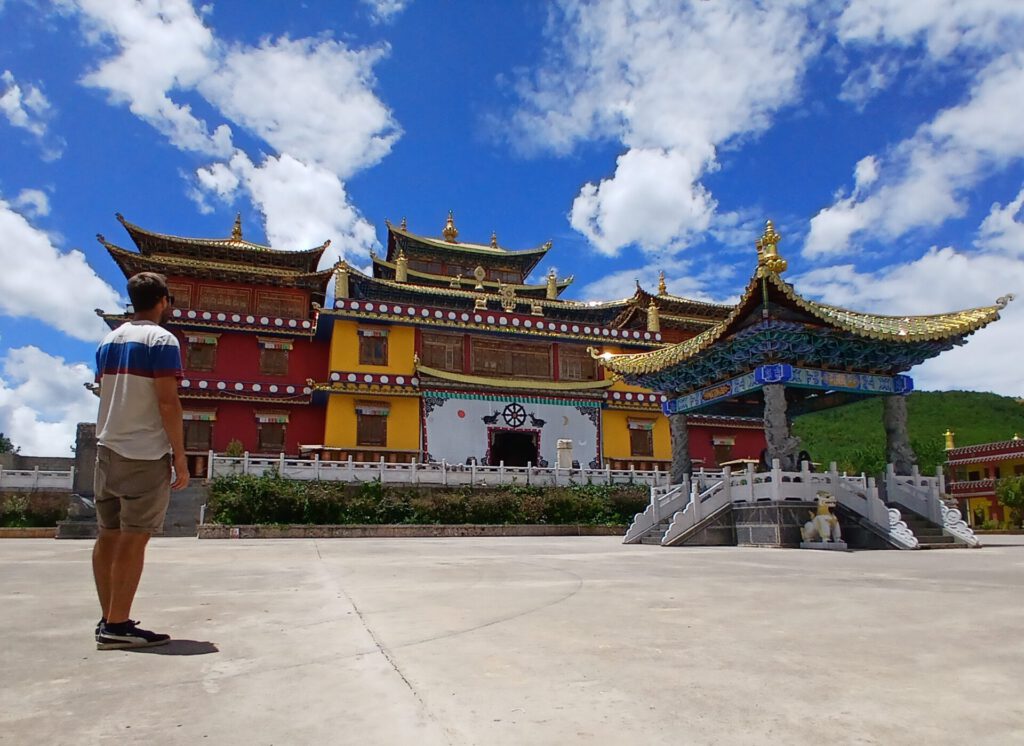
[688, 423, 765, 466]
[175, 330, 329, 383]
[204, 401, 325, 454]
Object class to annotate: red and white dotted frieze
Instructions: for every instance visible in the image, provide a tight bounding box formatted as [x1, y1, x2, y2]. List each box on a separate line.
[334, 299, 662, 342]
[180, 379, 313, 396]
[605, 391, 668, 404]
[328, 371, 420, 387]
[171, 308, 312, 330]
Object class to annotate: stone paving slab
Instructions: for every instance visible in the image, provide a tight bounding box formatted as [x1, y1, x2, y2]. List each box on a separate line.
[1, 536, 1022, 745]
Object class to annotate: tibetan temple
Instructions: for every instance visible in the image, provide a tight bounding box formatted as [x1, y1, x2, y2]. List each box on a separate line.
[96, 212, 765, 477]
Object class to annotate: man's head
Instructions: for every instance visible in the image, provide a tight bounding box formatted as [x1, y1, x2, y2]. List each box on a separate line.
[127, 272, 172, 322]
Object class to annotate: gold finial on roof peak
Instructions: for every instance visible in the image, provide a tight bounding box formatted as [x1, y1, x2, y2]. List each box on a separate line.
[1013, 433, 1022, 442]
[658, 270, 667, 295]
[491, 231, 498, 248]
[400, 216, 407, 230]
[232, 213, 242, 241]
[756, 219, 786, 275]
[944, 429, 955, 450]
[443, 210, 458, 243]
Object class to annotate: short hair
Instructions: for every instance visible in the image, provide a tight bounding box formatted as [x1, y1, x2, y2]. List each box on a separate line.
[127, 272, 169, 312]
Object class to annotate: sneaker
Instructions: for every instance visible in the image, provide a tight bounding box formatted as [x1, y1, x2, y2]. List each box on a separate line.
[95, 617, 105, 641]
[96, 620, 170, 650]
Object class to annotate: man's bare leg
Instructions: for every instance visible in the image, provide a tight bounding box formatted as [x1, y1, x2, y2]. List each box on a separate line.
[106, 532, 151, 623]
[92, 528, 120, 619]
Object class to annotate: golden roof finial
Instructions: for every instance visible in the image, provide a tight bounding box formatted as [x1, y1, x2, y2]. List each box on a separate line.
[400, 216, 407, 230]
[443, 210, 459, 243]
[1013, 433, 1022, 442]
[231, 213, 243, 241]
[944, 429, 956, 450]
[491, 231, 498, 248]
[658, 270, 667, 296]
[756, 219, 786, 275]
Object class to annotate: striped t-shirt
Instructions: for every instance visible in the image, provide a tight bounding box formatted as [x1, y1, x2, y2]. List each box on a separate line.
[95, 320, 182, 460]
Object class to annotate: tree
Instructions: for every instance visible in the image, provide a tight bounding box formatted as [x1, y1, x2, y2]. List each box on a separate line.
[0, 432, 18, 455]
[995, 476, 1024, 528]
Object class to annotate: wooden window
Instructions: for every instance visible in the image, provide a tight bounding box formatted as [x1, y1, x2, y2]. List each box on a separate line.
[198, 285, 250, 314]
[257, 339, 292, 376]
[256, 291, 305, 319]
[1015, 465, 1024, 476]
[355, 402, 389, 447]
[166, 282, 193, 310]
[471, 338, 551, 379]
[359, 329, 389, 366]
[409, 259, 443, 275]
[258, 423, 286, 452]
[184, 421, 212, 451]
[421, 332, 463, 372]
[628, 419, 655, 458]
[559, 346, 598, 381]
[255, 412, 288, 452]
[486, 268, 522, 284]
[184, 334, 218, 372]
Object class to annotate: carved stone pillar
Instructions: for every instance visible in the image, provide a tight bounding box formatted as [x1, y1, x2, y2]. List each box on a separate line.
[762, 384, 800, 470]
[669, 413, 691, 483]
[73, 422, 97, 496]
[884, 395, 916, 475]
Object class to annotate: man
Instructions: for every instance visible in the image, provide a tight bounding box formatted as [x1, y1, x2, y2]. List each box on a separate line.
[92, 272, 189, 650]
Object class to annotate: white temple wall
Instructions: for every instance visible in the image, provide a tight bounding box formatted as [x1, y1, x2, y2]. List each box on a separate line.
[422, 395, 601, 468]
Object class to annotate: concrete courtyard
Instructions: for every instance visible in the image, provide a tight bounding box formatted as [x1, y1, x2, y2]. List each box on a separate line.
[1, 536, 1022, 745]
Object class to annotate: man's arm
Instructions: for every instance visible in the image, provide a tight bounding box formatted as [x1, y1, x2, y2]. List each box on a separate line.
[154, 376, 190, 490]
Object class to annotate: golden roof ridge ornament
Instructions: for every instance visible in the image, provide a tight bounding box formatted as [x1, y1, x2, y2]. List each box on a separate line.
[756, 219, 786, 275]
[443, 210, 458, 243]
[400, 216, 407, 230]
[231, 213, 243, 241]
[490, 231, 498, 249]
[658, 270, 667, 296]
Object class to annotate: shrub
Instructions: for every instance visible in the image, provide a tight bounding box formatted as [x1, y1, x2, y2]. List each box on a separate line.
[0, 494, 63, 528]
[205, 476, 647, 526]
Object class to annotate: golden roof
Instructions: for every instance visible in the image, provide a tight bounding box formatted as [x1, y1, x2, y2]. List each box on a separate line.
[386, 220, 552, 258]
[595, 222, 1013, 376]
[115, 213, 329, 257]
[371, 254, 574, 293]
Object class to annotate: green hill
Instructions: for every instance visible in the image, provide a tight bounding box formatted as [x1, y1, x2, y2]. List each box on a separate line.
[792, 391, 1024, 476]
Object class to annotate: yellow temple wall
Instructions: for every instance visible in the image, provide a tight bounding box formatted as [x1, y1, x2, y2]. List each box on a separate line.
[601, 410, 671, 460]
[324, 394, 420, 451]
[328, 319, 416, 374]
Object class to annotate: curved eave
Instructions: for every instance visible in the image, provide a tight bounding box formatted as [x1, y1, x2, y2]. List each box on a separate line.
[387, 224, 551, 274]
[595, 269, 1011, 377]
[115, 214, 328, 267]
[416, 362, 614, 392]
[102, 241, 333, 291]
[371, 255, 573, 295]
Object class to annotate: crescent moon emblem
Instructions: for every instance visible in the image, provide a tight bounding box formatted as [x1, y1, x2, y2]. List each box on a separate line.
[562, 415, 569, 426]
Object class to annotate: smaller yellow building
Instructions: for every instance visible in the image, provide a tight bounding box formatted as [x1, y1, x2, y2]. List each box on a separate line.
[947, 432, 1024, 525]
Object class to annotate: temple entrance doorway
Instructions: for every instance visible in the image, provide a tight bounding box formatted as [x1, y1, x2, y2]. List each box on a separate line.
[489, 431, 538, 467]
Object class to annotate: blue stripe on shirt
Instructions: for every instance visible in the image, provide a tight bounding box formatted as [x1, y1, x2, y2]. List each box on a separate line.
[96, 340, 182, 379]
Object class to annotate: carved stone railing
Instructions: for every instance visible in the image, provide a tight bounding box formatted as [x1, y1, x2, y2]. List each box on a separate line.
[623, 477, 692, 544]
[884, 464, 981, 547]
[208, 453, 673, 488]
[938, 501, 982, 548]
[0, 466, 75, 491]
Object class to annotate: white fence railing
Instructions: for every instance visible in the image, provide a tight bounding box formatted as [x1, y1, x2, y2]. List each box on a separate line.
[208, 452, 673, 488]
[0, 466, 74, 491]
[638, 460, 977, 549]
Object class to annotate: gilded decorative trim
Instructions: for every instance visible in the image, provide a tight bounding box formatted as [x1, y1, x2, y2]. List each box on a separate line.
[416, 362, 614, 391]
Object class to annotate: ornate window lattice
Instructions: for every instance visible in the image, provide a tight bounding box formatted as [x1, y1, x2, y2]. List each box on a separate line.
[256, 290, 305, 319]
[257, 339, 292, 376]
[471, 338, 551, 379]
[559, 345, 598, 381]
[167, 282, 193, 310]
[359, 329, 389, 366]
[421, 332, 463, 372]
[198, 285, 250, 314]
[184, 333, 219, 372]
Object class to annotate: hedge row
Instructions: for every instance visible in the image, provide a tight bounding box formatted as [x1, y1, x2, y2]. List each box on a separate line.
[0, 495, 63, 528]
[207, 473, 647, 526]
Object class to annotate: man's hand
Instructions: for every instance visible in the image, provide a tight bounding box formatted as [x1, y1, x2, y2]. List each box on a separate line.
[172, 452, 190, 490]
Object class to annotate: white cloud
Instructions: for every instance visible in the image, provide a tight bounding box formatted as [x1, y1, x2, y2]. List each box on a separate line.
[0, 346, 97, 457]
[578, 261, 738, 306]
[13, 188, 50, 218]
[805, 52, 1024, 257]
[0, 69, 64, 158]
[838, 58, 897, 109]
[0, 195, 121, 341]
[69, 0, 399, 260]
[837, 0, 1024, 59]
[362, 0, 410, 24]
[796, 190, 1024, 396]
[509, 0, 820, 257]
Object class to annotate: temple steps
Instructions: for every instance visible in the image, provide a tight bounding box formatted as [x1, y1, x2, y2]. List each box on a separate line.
[638, 523, 672, 545]
[888, 505, 965, 549]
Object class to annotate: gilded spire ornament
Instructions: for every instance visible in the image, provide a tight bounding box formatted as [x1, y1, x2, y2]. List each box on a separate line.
[231, 213, 243, 241]
[400, 216, 407, 230]
[443, 210, 459, 243]
[546, 268, 558, 300]
[658, 270, 667, 296]
[490, 231, 498, 248]
[944, 429, 956, 450]
[395, 249, 408, 283]
[647, 300, 661, 333]
[756, 219, 786, 275]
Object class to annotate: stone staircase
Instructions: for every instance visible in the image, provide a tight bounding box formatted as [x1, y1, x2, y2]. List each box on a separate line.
[888, 504, 961, 549]
[162, 484, 208, 537]
[638, 522, 672, 545]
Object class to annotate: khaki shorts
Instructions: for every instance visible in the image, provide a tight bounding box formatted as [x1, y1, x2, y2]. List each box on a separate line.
[94, 446, 172, 534]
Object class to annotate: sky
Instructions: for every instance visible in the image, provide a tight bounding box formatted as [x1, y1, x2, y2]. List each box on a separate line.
[1, 0, 1023, 456]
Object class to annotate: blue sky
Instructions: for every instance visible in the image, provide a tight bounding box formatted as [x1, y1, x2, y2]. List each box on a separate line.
[2, 0, 1023, 455]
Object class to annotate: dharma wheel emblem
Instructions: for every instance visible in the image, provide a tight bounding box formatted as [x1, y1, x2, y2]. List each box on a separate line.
[502, 403, 527, 428]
